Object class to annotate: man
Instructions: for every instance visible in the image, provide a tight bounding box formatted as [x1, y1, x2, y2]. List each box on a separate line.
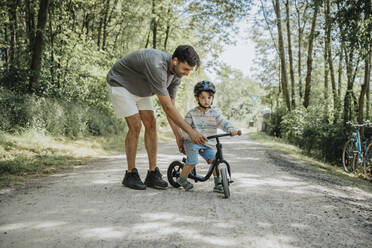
[106, 45, 208, 190]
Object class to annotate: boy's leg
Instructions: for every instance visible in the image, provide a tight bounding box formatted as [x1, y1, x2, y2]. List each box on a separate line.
[181, 164, 195, 178]
[177, 164, 195, 191]
[178, 141, 198, 190]
[200, 147, 223, 193]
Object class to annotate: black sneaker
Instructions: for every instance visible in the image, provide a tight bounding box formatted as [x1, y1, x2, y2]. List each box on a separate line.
[122, 168, 146, 190]
[144, 167, 168, 189]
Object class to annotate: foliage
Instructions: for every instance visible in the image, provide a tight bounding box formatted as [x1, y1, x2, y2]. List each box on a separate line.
[0, 87, 125, 136]
[263, 106, 286, 137]
[279, 105, 347, 162]
[214, 64, 264, 123]
[0, 0, 253, 136]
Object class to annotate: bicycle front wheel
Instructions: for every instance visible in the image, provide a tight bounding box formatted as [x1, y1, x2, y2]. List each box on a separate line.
[342, 139, 357, 173]
[364, 143, 372, 180]
[221, 167, 230, 199]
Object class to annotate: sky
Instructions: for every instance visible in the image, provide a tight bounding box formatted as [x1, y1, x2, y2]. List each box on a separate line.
[205, 21, 257, 81]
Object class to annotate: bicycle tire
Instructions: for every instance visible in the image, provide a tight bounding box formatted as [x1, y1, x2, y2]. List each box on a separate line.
[364, 143, 372, 180]
[342, 139, 357, 173]
[221, 167, 230, 199]
[167, 161, 183, 188]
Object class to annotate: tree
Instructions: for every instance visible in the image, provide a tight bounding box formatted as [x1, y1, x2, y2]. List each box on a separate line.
[285, 0, 295, 108]
[29, 0, 50, 92]
[303, 0, 320, 108]
[273, 0, 291, 111]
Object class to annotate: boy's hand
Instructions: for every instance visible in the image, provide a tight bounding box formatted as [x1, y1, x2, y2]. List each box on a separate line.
[230, 129, 242, 136]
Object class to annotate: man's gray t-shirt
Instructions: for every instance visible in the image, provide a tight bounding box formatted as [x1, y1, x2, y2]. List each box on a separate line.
[106, 49, 181, 98]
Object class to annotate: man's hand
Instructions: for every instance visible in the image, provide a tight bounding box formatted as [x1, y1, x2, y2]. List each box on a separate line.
[176, 136, 185, 154]
[230, 129, 242, 136]
[190, 129, 208, 144]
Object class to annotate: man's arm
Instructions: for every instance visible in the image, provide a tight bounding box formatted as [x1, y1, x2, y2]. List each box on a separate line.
[157, 95, 207, 144]
[166, 98, 183, 138]
[166, 98, 185, 153]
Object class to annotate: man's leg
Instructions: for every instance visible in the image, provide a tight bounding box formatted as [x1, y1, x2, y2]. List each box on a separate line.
[121, 114, 146, 190]
[139, 110, 157, 171]
[140, 110, 168, 189]
[124, 114, 142, 172]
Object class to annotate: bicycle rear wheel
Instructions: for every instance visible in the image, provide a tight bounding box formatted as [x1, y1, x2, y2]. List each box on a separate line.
[167, 161, 183, 188]
[342, 139, 357, 173]
[364, 143, 372, 180]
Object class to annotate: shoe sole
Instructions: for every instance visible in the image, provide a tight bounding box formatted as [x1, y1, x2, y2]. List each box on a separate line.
[145, 184, 168, 190]
[122, 183, 146, 190]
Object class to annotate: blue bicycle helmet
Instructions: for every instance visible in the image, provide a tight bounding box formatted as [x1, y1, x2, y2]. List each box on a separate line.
[194, 80, 216, 96]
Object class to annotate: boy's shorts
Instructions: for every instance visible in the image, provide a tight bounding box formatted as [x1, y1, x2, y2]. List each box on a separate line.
[107, 83, 153, 118]
[184, 140, 216, 165]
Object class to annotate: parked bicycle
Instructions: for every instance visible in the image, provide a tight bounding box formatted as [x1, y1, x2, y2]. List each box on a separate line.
[342, 120, 372, 179]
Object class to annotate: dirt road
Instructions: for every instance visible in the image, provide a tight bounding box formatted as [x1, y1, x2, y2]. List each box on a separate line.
[0, 134, 371, 248]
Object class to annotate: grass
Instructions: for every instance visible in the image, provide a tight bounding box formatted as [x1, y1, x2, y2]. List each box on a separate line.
[0, 126, 178, 188]
[0, 129, 130, 188]
[248, 129, 372, 186]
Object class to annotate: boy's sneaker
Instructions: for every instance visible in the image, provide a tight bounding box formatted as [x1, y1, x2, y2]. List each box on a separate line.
[213, 176, 224, 193]
[176, 176, 194, 191]
[122, 168, 146, 190]
[144, 167, 168, 189]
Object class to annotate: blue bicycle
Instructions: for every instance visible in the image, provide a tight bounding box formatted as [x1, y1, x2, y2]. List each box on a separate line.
[342, 121, 372, 177]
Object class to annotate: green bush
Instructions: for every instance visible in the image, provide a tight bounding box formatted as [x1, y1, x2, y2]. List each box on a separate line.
[0, 87, 125, 137]
[263, 107, 286, 137]
[279, 105, 347, 163]
[0, 87, 33, 132]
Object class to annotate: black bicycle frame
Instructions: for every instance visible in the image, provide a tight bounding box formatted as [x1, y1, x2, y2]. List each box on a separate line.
[186, 133, 232, 182]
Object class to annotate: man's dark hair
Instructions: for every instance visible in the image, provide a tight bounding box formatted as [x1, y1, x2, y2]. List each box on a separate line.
[172, 45, 200, 70]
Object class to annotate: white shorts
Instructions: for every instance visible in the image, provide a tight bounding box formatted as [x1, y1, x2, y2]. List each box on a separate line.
[107, 84, 153, 118]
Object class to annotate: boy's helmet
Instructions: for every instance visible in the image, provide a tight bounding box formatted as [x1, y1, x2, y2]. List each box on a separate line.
[194, 80, 216, 96]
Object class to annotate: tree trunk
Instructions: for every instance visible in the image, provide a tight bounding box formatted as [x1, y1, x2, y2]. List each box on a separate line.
[7, 1, 17, 66]
[152, 0, 157, 49]
[358, 55, 370, 123]
[97, 17, 103, 48]
[26, 0, 36, 55]
[325, 0, 337, 118]
[343, 48, 360, 123]
[338, 46, 343, 99]
[103, 0, 118, 50]
[164, 4, 172, 51]
[145, 28, 151, 48]
[3, 26, 9, 68]
[273, 0, 291, 111]
[102, 0, 111, 50]
[303, 1, 319, 108]
[366, 51, 371, 119]
[323, 2, 329, 104]
[29, 0, 50, 92]
[48, 3, 55, 87]
[285, 0, 295, 108]
[295, 0, 308, 101]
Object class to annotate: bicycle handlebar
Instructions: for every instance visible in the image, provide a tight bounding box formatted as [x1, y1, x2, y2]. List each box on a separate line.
[207, 132, 232, 140]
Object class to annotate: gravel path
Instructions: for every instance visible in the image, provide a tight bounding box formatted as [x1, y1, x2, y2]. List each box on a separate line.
[0, 134, 371, 248]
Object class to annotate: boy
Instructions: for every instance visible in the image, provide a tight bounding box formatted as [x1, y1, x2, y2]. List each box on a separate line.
[176, 80, 242, 192]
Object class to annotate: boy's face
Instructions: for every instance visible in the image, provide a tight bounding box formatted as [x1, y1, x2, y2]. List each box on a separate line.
[196, 91, 214, 108]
